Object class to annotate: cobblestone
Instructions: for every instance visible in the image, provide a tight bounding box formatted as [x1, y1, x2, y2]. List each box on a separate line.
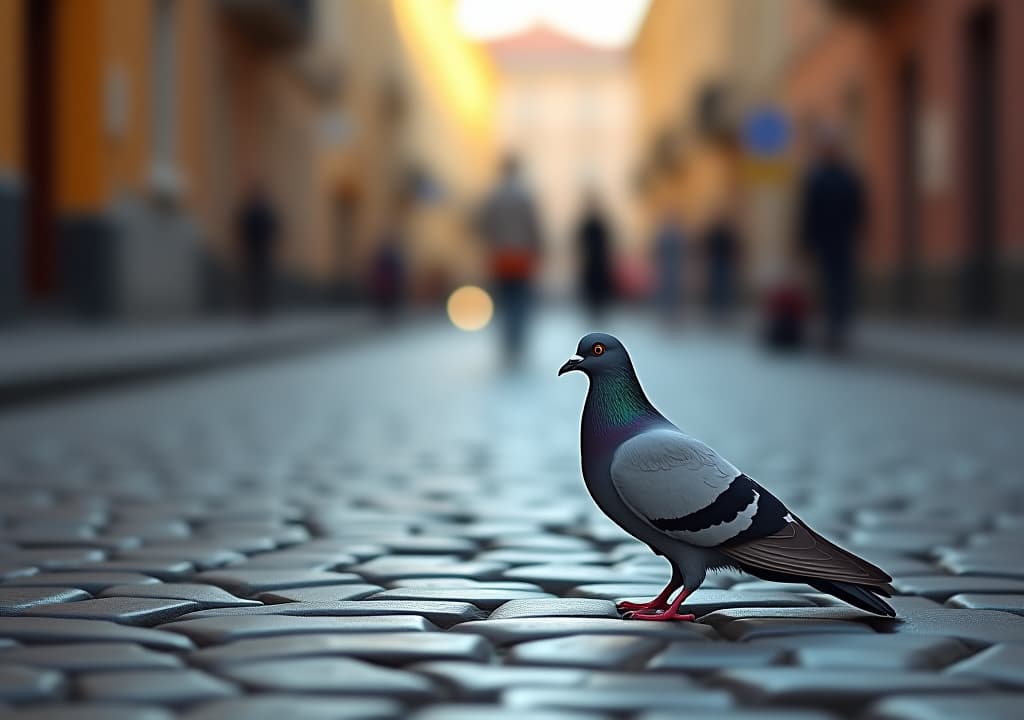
[75, 668, 236, 707]
[160, 613, 437, 645]
[20, 596, 199, 625]
[0, 665, 66, 704]
[0, 587, 92, 613]
[0, 642, 185, 672]
[3, 705, 176, 720]
[179, 599, 484, 627]
[182, 697, 402, 720]
[865, 693, 1022, 720]
[712, 668, 987, 711]
[191, 630, 493, 667]
[948, 643, 1024, 687]
[214, 657, 439, 700]
[97, 582, 262, 608]
[507, 634, 664, 669]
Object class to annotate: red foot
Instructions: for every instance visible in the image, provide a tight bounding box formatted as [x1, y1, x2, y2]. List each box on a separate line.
[616, 577, 682, 614]
[623, 587, 695, 621]
[623, 609, 696, 622]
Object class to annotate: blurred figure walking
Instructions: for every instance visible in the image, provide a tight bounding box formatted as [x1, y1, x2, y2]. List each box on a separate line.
[576, 193, 615, 318]
[237, 186, 279, 318]
[370, 194, 409, 320]
[652, 209, 689, 323]
[477, 155, 543, 364]
[799, 127, 865, 352]
[703, 211, 740, 320]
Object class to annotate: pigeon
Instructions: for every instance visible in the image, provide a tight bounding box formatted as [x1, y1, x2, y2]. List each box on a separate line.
[559, 332, 895, 621]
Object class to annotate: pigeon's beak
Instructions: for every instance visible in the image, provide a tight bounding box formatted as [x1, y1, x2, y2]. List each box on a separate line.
[558, 354, 584, 376]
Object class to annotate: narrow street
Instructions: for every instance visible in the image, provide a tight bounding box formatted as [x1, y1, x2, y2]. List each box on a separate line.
[1, 313, 1022, 717]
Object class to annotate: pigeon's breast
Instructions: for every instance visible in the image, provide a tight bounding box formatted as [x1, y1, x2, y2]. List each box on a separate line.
[580, 424, 678, 551]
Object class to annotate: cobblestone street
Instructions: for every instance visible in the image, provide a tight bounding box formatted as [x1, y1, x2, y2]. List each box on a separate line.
[1, 312, 1023, 719]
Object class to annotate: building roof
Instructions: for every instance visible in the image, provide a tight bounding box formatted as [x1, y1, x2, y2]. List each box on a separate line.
[487, 23, 623, 67]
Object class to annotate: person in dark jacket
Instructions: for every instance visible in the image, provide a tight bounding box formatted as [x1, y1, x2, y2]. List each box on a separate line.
[370, 194, 409, 319]
[704, 211, 739, 319]
[576, 193, 614, 318]
[799, 128, 865, 351]
[652, 209, 689, 324]
[238, 186, 279, 317]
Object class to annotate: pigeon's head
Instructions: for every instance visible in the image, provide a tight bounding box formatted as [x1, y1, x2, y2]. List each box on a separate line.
[558, 333, 629, 377]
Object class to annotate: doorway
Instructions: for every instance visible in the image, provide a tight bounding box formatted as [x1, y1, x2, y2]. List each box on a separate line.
[963, 5, 999, 319]
[896, 56, 920, 313]
[23, 0, 57, 302]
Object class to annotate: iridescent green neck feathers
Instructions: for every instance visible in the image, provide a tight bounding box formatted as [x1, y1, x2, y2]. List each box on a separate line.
[585, 366, 659, 430]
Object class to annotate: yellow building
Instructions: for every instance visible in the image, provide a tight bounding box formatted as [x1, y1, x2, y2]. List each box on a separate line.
[392, 0, 498, 297]
[311, 0, 405, 297]
[0, 0, 495, 321]
[0, 0, 499, 320]
[0, 0, 320, 319]
[631, 0, 737, 229]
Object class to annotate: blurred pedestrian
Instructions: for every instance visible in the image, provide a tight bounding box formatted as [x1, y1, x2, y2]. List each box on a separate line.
[477, 155, 543, 365]
[237, 185, 279, 317]
[576, 192, 615, 318]
[370, 195, 409, 319]
[652, 209, 689, 323]
[703, 210, 739, 320]
[798, 125, 865, 352]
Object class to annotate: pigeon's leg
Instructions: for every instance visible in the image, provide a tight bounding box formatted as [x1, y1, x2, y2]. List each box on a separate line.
[616, 566, 682, 613]
[624, 587, 696, 622]
[615, 582, 678, 612]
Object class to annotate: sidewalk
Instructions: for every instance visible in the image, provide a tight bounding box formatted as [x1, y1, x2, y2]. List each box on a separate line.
[1, 309, 1019, 410]
[0, 311, 374, 408]
[855, 318, 1024, 391]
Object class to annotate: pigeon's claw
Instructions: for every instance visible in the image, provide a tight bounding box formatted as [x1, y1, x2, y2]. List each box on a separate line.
[625, 609, 696, 622]
[616, 599, 668, 612]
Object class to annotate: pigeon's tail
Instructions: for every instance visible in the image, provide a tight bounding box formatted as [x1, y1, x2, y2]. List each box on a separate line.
[718, 516, 896, 616]
[808, 578, 896, 617]
[725, 559, 898, 617]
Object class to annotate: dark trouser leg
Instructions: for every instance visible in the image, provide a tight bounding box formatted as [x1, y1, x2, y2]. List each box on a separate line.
[823, 261, 853, 350]
[499, 280, 529, 361]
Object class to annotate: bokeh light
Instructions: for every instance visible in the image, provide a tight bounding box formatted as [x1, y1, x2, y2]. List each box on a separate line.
[447, 286, 494, 331]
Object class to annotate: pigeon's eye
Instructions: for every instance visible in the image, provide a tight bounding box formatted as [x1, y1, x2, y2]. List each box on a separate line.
[592, 343, 605, 356]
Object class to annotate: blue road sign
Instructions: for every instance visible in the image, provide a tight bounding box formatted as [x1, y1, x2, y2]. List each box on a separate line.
[743, 108, 791, 157]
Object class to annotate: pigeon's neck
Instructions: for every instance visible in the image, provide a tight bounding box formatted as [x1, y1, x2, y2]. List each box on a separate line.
[583, 367, 663, 441]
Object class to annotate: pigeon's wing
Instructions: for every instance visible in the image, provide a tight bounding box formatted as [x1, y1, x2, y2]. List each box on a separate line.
[611, 430, 892, 586]
[718, 518, 893, 587]
[610, 428, 789, 547]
